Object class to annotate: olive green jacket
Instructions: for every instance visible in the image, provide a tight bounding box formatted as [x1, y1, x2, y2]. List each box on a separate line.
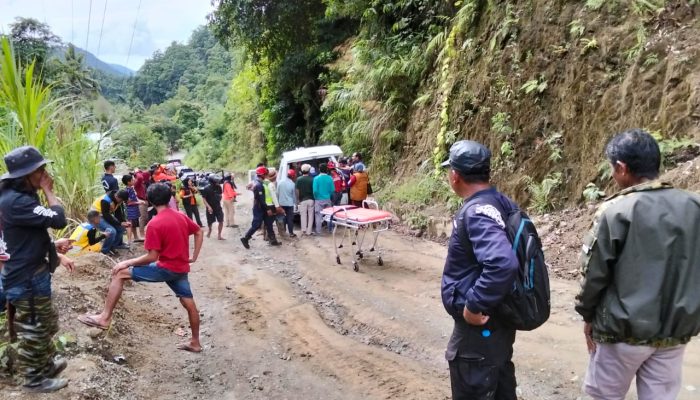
[575, 181, 700, 347]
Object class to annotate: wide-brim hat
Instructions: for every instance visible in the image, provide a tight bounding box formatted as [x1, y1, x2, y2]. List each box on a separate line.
[1, 146, 50, 180]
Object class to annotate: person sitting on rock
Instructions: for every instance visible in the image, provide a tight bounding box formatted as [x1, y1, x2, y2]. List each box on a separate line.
[78, 183, 204, 353]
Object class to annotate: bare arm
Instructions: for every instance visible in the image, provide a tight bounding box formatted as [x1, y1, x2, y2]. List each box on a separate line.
[112, 249, 160, 275]
[190, 229, 204, 263]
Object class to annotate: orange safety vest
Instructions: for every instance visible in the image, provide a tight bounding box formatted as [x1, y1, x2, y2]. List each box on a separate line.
[350, 172, 369, 201]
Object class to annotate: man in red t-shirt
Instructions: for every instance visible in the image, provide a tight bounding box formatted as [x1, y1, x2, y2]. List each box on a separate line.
[133, 169, 151, 235]
[78, 183, 205, 352]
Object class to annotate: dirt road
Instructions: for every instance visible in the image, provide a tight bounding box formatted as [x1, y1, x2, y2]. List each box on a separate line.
[3, 193, 700, 399]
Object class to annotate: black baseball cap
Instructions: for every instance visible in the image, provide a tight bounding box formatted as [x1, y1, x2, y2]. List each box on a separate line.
[440, 140, 491, 174]
[1, 146, 50, 180]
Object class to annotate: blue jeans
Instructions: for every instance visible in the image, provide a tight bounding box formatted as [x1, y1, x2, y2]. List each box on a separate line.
[281, 206, 294, 234]
[131, 263, 193, 298]
[99, 220, 125, 253]
[3, 270, 52, 301]
[0, 280, 5, 313]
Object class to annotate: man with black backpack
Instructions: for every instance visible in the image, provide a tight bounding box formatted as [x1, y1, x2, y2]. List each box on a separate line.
[440, 140, 549, 400]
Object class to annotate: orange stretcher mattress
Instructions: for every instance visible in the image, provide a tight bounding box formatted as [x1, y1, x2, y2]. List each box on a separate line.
[322, 207, 392, 223]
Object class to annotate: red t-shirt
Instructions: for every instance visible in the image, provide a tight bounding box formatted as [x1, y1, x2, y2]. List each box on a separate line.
[145, 208, 200, 273]
[134, 172, 150, 200]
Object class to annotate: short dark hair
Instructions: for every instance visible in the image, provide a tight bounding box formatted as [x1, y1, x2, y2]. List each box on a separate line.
[455, 169, 490, 184]
[104, 160, 115, 170]
[605, 128, 660, 179]
[256, 163, 265, 168]
[87, 210, 100, 220]
[121, 174, 133, 185]
[319, 163, 328, 174]
[147, 183, 172, 206]
[353, 152, 362, 160]
[115, 189, 129, 201]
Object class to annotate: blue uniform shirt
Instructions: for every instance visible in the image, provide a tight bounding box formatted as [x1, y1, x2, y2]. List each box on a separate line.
[441, 187, 519, 317]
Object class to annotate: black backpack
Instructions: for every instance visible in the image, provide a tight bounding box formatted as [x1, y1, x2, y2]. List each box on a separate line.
[457, 196, 550, 331]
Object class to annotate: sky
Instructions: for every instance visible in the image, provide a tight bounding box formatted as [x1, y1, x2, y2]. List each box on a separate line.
[0, 0, 215, 71]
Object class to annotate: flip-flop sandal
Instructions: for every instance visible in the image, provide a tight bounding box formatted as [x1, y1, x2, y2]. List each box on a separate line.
[77, 315, 109, 330]
[177, 343, 203, 353]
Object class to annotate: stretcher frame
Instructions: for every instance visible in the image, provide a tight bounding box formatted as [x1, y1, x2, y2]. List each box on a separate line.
[321, 200, 392, 272]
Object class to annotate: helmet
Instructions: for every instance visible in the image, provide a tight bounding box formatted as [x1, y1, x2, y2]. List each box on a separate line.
[255, 166, 268, 176]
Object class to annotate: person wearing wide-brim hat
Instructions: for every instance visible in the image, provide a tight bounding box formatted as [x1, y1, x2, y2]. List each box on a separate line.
[0, 146, 74, 392]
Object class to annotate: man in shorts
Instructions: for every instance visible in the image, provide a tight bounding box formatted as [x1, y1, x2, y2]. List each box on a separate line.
[77, 183, 204, 353]
[200, 175, 225, 240]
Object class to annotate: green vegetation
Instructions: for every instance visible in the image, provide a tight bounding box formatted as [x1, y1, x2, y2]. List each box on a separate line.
[0, 37, 102, 225]
[379, 174, 461, 229]
[524, 172, 563, 214]
[583, 183, 605, 202]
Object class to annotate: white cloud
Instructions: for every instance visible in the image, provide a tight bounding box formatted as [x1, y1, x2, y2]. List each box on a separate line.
[0, 0, 214, 70]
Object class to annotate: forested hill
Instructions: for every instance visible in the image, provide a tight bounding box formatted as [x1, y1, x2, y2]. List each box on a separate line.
[200, 0, 700, 224]
[6, 2, 699, 229]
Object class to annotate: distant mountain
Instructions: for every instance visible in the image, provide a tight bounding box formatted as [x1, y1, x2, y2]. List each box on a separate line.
[107, 63, 134, 76]
[53, 44, 134, 77]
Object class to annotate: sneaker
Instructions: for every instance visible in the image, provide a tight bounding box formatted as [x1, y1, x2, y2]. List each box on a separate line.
[114, 244, 130, 250]
[240, 237, 250, 249]
[43, 359, 67, 378]
[269, 240, 282, 246]
[23, 377, 69, 393]
[289, 233, 297, 238]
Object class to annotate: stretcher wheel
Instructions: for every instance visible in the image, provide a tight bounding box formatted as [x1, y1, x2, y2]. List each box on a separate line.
[358, 252, 364, 259]
[370, 247, 375, 252]
[378, 257, 383, 266]
[353, 262, 359, 272]
[336, 256, 341, 265]
[338, 244, 344, 249]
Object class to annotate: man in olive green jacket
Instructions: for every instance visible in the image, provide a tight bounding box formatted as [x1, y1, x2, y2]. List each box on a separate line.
[576, 129, 700, 400]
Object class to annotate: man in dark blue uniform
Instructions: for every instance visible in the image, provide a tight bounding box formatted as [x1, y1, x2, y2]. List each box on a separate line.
[440, 140, 520, 400]
[240, 166, 280, 249]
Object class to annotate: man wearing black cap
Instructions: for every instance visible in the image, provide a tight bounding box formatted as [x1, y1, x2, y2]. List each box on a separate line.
[0, 146, 75, 392]
[440, 140, 521, 400]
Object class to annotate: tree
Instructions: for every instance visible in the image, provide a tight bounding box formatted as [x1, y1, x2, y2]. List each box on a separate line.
[208, 0, 324, 62]
[6, 17, 61, 73]
[53, 44, 100, 98]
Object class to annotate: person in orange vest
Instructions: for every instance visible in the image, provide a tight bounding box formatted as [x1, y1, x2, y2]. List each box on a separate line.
[222, 173, 238, 227]
[152, 164, 176, 183]
[348, 164, 369, 207]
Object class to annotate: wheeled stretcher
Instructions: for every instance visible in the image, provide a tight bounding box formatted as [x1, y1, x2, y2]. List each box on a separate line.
[321, 202, 392, 272]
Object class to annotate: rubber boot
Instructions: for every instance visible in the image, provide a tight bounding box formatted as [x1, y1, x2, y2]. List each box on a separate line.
[23, 377, 68, 393]
[42, 358, 67, 378]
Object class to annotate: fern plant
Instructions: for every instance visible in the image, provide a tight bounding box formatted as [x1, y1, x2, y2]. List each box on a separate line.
[521, 78, 548, 95]
[583, 183, 605, 202]
[524, 172, 563, 214]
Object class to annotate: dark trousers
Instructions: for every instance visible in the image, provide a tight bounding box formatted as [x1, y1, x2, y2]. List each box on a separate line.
[184, 203, 203, 226]
[331, 192, 342, 206]
[447, 320, 517, 400]
[244, 207, 276, 240]
[281, 206, 294, 234]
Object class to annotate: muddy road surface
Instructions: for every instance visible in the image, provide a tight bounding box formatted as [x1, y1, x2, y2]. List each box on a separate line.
[3, 194, 700, 400]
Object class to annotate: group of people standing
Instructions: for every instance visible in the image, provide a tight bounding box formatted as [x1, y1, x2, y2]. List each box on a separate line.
[240, 153, 371, 249]
[72, 163, 240, 255]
